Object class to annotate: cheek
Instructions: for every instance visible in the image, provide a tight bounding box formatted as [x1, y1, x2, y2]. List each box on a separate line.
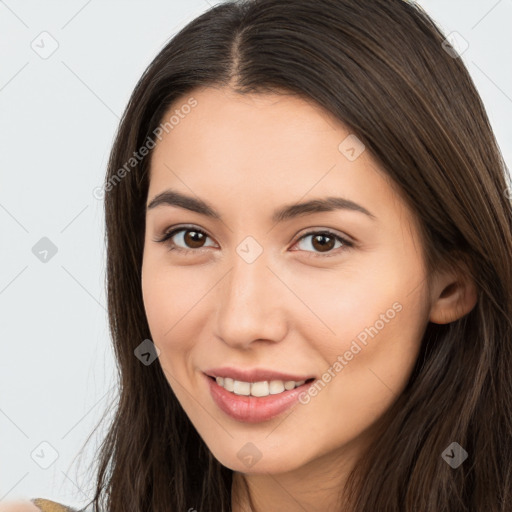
[295, 256, 428, 432]
[141, 256, 200, 371]
[331, 306, 422, 410]
[142, 250, 203, 336]
[284, 300, 425, 466]
[141, 263, 202, 405]
[288, 249, 426, 356]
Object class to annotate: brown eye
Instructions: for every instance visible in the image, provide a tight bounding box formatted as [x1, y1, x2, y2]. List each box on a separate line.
[155, 226, 354, 257]
[182, 230, 207, 248]
[156, 226, 216, 253]
[311, 233, 336, 252]
[293, 230, 353, 257]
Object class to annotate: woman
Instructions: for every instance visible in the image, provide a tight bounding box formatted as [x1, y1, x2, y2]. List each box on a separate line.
[13, 0, 512, 510]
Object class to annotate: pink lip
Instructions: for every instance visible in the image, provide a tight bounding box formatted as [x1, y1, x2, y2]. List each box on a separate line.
[204, 373, 314, 423]
[204, 366, 315, 383]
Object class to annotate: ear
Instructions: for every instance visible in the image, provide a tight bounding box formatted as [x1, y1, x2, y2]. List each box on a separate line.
[428, 257, 478, 325]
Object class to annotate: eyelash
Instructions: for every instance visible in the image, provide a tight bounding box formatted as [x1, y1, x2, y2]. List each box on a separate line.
[154, 224, 354, 258]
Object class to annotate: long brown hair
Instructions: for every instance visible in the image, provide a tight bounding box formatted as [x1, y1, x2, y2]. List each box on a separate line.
[78, 0, 512, 510]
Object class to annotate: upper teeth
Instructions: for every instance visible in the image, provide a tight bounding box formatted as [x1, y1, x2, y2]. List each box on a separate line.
[215, 377, 306, 397]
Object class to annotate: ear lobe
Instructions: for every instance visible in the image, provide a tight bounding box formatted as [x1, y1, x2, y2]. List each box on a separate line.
[429, 270, 478, 325]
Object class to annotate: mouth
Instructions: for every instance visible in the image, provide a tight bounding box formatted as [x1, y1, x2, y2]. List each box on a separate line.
[206, 374, 315, 398]
[204, 372, 316, 423]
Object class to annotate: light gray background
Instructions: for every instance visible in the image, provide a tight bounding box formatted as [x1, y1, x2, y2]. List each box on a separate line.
[1, 0, 511, 508]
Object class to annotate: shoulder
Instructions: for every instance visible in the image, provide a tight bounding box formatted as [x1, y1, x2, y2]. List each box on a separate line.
[0, 500, 78, 512]
[30, 500, 79, 512]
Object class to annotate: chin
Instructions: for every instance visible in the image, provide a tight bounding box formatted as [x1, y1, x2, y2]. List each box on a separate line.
[208, 441, 308, 475]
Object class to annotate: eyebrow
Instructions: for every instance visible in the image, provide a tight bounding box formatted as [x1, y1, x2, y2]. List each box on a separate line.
[146, 189, 376, 223]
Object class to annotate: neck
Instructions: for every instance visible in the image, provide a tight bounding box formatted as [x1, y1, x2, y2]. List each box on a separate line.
[230, 437, 367, 512]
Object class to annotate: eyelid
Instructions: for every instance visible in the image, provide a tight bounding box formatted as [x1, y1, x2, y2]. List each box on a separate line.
[290, 228, 354, 258]
[153, 224, 355, 256]
[153, 224, 215, 252]
[294, 226, 355, 245]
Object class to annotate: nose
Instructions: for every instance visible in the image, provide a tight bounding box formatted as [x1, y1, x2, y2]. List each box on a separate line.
[213, 248, 289, 350]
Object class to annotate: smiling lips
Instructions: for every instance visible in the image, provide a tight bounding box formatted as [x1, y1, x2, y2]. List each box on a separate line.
[204, 367, 315, 422]
[214, 376, 307, 396]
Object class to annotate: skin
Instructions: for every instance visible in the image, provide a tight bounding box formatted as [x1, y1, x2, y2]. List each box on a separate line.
[141, 86, 477, 511]
[0, 502, 39, 511]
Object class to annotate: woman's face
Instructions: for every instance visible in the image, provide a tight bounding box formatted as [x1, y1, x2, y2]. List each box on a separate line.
[141, 86, 433, 475]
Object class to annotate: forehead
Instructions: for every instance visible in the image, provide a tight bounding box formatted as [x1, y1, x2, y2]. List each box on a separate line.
[154, 86, 346, 154]
[147, 86, 405, 226]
